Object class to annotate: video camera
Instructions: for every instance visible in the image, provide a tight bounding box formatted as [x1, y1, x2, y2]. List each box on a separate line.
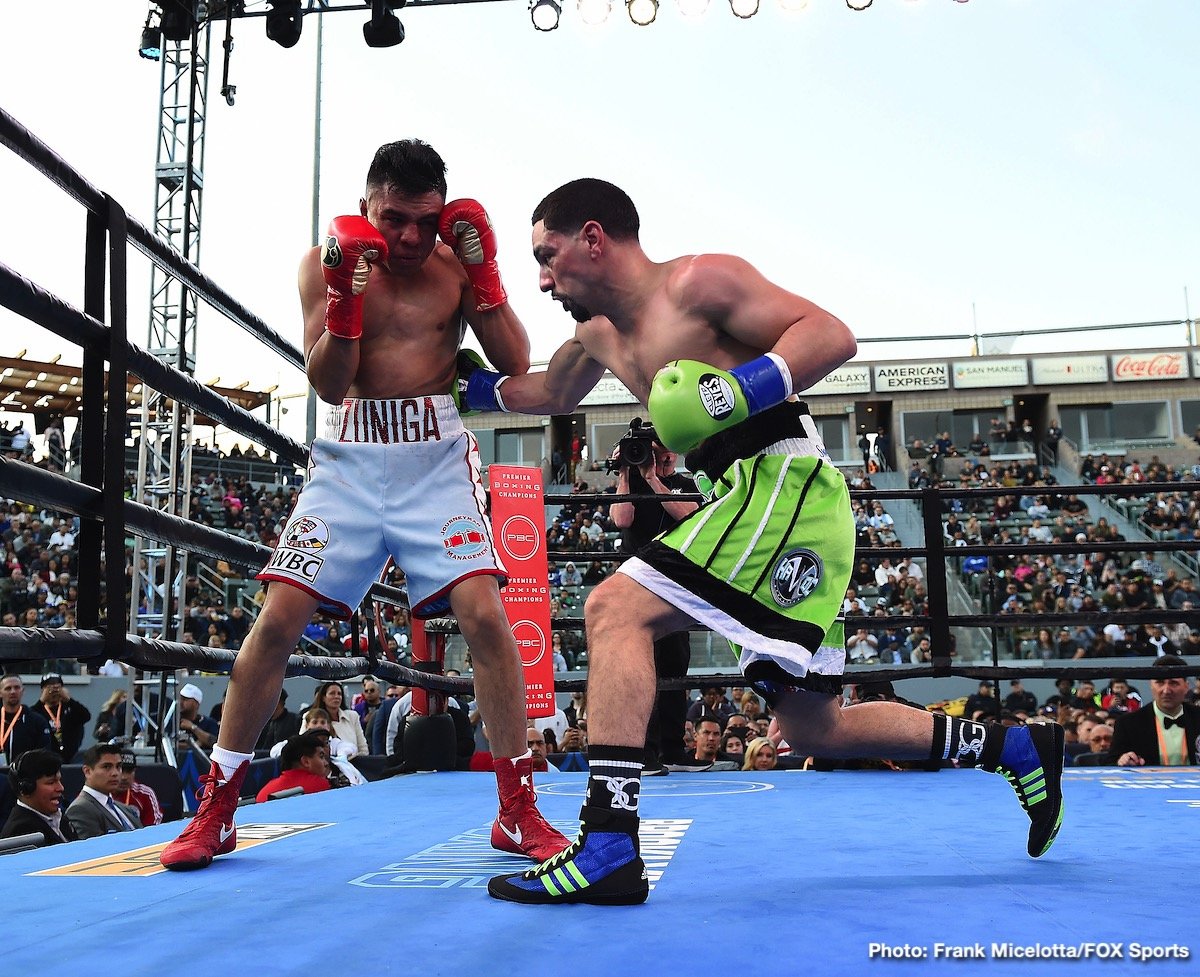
[604, 417, 659, 473]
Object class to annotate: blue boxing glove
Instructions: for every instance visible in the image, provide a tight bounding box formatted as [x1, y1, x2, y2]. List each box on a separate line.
[453, 349, 510, 414]
[647, 353, 792, 453]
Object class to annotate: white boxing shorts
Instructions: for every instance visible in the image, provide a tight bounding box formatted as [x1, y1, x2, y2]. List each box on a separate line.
[257, 395, 505, 619]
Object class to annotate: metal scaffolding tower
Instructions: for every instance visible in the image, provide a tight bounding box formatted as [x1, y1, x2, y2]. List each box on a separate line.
[129, 23, 210, 645]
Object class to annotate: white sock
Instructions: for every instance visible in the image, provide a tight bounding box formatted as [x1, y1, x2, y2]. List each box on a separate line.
[501, 749, 533, 765]
[211, 745, 253, 781]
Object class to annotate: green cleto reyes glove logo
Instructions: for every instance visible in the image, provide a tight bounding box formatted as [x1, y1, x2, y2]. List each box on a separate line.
[698, 373, 739, 421]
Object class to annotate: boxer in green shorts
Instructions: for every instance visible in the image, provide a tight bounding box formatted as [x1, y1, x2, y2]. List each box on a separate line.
[631, 404, 854, 699]
[461, 178, 1064, 905]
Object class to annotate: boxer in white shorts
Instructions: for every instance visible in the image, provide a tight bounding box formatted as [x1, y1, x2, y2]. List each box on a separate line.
[162, 138, 569, 873]
[260, 394, 504, 619]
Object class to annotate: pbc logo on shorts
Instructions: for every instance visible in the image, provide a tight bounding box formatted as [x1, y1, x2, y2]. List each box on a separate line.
[698, 374, 738, 421]
[321, 236, 343, 269]
[284, 516, 329, 551]
[770, 548, 823, 608]
[441, 516, 489, 560]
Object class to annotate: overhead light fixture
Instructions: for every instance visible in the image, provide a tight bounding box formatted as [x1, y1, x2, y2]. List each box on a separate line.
[627, 0, 658, 24]
[530, 0, 562, 29]
[266, 0, 304, 48]
[160, 0, 197, 42]
[675, 0, 710, 17]
[730, 0, 759, 17]
[364, 0, 405, 48]
[138, 9, 162, 60]
[577, 0, 612, 25]
[846, 0, 872, 9]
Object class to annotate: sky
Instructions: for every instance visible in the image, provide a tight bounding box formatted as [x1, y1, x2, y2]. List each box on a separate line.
[1, 0, 1198, 447]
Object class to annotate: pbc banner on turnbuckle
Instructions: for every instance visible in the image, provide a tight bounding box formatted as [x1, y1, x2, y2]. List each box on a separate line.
[488, 465, 555, 719]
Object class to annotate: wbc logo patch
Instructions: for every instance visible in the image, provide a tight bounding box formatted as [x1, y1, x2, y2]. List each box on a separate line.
[698, 374, 738, 421]
[770, 548, 823, 608]
[284, 516, 329, 550]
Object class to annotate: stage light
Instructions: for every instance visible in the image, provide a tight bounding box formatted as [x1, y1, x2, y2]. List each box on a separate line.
[530, 0, 562, 30]
[730, 0, 759, 17]
[364, 0, 405, 47]
[160, 0, 197, 42]
[577, 0, 612, 25]
[627, 0, 658, 25]
[675, 0, 710, 18]
[846, 0, 872, 9]
[266, 0, 304, 48]
[138, 11, 162, 60]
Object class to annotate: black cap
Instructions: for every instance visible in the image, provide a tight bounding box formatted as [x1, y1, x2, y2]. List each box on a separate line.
[40, 673, 63, 687]
[119, 750, 137, 768]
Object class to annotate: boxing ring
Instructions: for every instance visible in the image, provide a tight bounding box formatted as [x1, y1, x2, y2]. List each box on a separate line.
[3, 767, 1199, 974]
[3, 106, 1200, 973]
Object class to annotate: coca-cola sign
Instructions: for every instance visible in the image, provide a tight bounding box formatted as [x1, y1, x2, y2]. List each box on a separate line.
[1111, 351, 1188, 382]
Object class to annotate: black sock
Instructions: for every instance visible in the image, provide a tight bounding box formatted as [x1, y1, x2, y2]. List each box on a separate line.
[583, 745, 644, 823]
[930, 714, 1006, 770]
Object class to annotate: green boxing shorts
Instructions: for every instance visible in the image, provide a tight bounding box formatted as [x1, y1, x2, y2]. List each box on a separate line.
[618, 404, 852, 696]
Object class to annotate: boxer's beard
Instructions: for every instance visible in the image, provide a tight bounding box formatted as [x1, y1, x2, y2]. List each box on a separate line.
[560, 297, 592, 323]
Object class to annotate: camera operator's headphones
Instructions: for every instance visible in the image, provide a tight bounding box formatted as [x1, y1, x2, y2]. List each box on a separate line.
[8, 751, 37, 796]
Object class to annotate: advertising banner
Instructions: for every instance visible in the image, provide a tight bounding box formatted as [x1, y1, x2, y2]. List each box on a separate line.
[1030, 355, 1108, 385]
[953, 358, 1029, 389]
[488, 465, 556, 718]
[873, 362, 949, 391]
[1111, 351, 1188, 382]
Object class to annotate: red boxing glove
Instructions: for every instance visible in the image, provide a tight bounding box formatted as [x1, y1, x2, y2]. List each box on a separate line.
[438, 198, 508, 312]
[321, 215, 388, 339]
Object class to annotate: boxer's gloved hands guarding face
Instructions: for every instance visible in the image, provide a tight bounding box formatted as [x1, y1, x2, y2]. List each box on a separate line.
[322, 216, 388, 340]
[438, 199, 508, 312]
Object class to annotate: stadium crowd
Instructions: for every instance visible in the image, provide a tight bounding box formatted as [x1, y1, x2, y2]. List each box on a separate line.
[2, 416, 1199, 850]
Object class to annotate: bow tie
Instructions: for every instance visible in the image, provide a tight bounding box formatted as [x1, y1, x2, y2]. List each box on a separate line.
[1162, 715, 1185, 730]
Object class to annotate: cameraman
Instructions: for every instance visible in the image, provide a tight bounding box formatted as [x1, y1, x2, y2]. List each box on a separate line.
[608, 420, 699, 773]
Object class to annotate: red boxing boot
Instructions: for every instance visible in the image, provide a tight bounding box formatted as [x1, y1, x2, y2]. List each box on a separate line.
[491, 754, 571, 862]
[160, 760, 249, 871]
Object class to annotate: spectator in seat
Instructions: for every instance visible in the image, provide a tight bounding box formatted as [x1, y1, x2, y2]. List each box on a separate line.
[303, 682, 369, 757]
[0, 748, 77, 846]
[65, 744, 141, 839]
[964, 681, 1001, 721]
[1110, 656, 1200, 767]
[257, 732, 334, 802]
[1004, 680, 1037, 716]
[115, 749, 163, 827]
[177, 684, 218, 750]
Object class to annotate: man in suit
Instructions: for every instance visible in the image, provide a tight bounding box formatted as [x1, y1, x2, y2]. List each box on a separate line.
[1109, 655, 1200, 767]
[65, 743, 141, 839]
[0, 748, 78, 846]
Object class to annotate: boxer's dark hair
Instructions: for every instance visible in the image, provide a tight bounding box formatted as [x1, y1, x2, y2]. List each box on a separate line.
[367, 139, 448, 199]
[532, 178, 640, 241]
